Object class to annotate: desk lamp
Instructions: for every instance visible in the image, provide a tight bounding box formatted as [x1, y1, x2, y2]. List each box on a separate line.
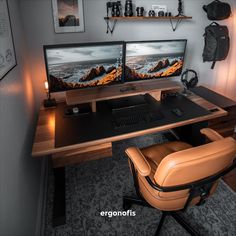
[44, 80, 56, 108]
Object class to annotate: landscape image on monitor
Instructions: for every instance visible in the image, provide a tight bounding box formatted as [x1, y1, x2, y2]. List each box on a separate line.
[125, 40, 186, 81]
[45, 44, 123, 92]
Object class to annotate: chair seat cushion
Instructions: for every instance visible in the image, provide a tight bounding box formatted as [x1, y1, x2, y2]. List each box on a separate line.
[141, 141, 192, 178]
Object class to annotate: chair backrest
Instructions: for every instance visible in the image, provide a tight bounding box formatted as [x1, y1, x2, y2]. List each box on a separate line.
[154, 137, 236, 189]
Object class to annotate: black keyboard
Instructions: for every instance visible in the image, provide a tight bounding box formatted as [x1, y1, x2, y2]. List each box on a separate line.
[112, 111, 164, 129]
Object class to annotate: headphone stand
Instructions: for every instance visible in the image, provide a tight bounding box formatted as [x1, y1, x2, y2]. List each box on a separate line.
[181, 87, 193, 97]
[181, 69, 198, 96]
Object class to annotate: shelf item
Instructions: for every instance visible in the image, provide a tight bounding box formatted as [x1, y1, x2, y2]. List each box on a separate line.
[104, 16, 193, 34]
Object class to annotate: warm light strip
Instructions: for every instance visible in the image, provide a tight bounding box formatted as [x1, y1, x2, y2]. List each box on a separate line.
[213, 8, 236, 101]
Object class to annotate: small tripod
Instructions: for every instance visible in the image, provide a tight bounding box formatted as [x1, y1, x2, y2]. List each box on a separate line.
[170, 0, 185, 31]
[176, 0, 185, 17]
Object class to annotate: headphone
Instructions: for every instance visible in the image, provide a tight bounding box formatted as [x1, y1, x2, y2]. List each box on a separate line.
[181, 69, 198, 89]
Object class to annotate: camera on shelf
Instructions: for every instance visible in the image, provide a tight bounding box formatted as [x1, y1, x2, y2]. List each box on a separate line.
[106, 1, 122, 17]
[158, 11, 165, 17]
[148, 10, 156, 17]
[136, 7, 144, 17]
[124, 0, 133, 17]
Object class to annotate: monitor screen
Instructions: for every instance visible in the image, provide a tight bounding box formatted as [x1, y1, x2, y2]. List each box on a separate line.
[125, 40, 187, 82]
[44, 42, 124, 92]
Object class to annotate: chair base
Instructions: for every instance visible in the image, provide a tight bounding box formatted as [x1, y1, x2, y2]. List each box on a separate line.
[123, 196, 199, 236]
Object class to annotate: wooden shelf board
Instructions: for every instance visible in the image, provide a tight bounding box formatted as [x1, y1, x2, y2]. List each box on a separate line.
[104, 16, 192, 20]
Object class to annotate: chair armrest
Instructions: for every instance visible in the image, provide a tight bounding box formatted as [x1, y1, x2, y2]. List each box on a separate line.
[200, 128, 224, 142]
[125, 147, 151, 176]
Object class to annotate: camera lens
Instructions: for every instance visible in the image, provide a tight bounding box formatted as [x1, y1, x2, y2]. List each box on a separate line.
[125, 0, 133, 17]
[136, 7, 144, 17]
[149, 10, 155, 17]
[158, 11, 164, 17]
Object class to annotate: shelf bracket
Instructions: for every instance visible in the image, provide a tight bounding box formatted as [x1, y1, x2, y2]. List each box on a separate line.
[169, 18, 183, 31]
[104, 17, 117, 35]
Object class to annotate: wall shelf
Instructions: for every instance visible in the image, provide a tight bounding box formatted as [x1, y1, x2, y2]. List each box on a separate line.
[104, 16, 193, 34]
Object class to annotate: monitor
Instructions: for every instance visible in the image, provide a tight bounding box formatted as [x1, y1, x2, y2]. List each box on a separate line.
[124, 39, 187, 82]
[43, 42, 125, 92]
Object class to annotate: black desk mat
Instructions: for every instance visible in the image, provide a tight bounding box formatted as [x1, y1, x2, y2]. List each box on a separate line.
[191, 86, 236, 109]
[55, 94, 210, 148]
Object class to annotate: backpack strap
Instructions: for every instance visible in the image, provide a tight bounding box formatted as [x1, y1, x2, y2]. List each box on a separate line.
[211, 39, 218, 70]
[211, 32, 218, 70]
[203, 5, 208, 12]
[210, 22, 219, 69]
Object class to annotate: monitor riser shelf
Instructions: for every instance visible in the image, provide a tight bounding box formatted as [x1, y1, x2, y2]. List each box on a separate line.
[66, 80, 181, 112]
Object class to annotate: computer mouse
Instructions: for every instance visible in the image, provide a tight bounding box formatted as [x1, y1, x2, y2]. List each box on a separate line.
[172, 108, 183, 117]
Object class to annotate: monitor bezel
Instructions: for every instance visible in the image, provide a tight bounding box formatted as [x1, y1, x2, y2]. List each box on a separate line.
[124, 39, 187, 83]
[43, 41, 126, 93]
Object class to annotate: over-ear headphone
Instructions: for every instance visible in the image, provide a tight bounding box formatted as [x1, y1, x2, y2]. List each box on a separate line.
[181, 69, 198, 89]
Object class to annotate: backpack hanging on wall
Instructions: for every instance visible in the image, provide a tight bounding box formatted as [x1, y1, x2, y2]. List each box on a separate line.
[202, 22, 230, 69]
[203, 0, 231, 20]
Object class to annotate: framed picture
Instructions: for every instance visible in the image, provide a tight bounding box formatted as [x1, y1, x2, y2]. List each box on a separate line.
[52, 0, 85, 33]
[0, 0, 17, 81]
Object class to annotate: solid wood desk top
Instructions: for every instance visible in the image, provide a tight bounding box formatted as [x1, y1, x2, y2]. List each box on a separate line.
[32, 93, 227, 157]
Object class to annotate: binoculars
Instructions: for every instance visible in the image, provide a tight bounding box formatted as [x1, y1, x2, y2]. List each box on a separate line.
[107, 1, 122, 17]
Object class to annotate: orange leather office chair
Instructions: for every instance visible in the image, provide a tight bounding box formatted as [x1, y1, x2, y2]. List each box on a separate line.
[123, 128, 236, 236]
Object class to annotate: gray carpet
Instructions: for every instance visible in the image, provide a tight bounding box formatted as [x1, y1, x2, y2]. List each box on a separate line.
[44, 133, 236, 236]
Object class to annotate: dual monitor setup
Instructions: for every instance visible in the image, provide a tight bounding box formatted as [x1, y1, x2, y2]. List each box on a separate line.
[43, 40, 208, 138]
[43, 39, 187, 94]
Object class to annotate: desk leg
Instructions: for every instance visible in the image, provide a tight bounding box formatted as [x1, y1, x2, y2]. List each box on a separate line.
[173, 121, 208, 146]
[53, 167, 66, 227]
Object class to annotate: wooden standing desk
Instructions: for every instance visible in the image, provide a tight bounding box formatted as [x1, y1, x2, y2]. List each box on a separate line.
[31, 87, 228, 226]
[32, 94, 227, 162]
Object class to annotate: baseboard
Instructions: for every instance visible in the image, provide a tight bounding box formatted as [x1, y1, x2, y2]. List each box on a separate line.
[35, 157, 49, 236]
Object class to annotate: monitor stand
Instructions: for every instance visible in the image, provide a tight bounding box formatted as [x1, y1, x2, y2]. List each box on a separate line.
[65, 80, 181, 113]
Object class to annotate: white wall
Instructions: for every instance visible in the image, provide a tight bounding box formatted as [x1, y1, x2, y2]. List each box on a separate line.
[19, 0, 236, 102]
[0, 0, 42, 235]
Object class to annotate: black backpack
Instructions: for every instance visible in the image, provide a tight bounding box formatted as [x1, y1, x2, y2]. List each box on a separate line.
[203, 22, 230, 69]
[203, 0, 231, 20]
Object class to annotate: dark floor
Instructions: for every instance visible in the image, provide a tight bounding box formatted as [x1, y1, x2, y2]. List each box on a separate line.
[44, 133, 236, 236]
